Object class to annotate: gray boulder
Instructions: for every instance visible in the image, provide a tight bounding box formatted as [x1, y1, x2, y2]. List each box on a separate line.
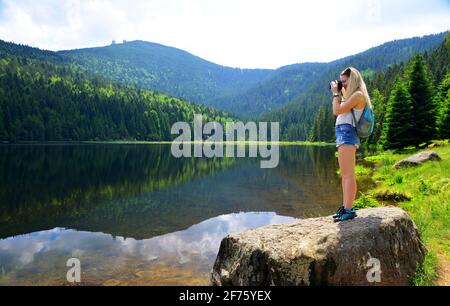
[210, 207, 426, 286]
[394, 150, 441, 169]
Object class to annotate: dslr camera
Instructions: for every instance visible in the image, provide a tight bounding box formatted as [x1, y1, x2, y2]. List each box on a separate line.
[329, 80, 343, 92]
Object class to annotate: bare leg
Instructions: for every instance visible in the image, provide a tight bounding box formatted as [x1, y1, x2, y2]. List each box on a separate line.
[338, 144, 357, 209]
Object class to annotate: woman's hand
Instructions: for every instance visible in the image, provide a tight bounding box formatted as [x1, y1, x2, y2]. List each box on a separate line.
[330, 81, 339, 94]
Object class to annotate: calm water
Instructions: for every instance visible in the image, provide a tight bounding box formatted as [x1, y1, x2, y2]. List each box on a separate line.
[0, 143, 368, 285]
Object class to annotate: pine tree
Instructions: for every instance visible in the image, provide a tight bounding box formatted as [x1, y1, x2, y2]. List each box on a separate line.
[308, 103, 334, 142]
[438, 89, 450, 139]
[434, 73, 450, 139]
[426, 32, 450, 83]
[381, 80, 414, 150]
[368, 88, 386, 145]
[406, 54, 436, 147]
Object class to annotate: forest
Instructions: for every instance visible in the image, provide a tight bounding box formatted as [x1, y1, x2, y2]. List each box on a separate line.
[0, 32, 448, 148]
[0, 47, 234, 142]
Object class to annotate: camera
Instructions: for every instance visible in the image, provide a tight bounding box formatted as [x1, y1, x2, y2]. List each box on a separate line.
[329, 80, 343, 92]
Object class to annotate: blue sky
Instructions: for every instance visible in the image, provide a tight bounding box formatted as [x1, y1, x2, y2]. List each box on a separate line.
[0, 0, 449, 69]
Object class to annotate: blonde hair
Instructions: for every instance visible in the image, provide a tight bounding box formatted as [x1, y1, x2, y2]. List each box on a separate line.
[340, 67, 372, 109]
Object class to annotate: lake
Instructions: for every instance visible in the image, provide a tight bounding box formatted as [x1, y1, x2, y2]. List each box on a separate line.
[0, 143, 370, 285]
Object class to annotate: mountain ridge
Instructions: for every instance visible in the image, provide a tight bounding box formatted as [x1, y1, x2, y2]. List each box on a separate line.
[1, 31, 447, 125]
[50, 32, 449, 118]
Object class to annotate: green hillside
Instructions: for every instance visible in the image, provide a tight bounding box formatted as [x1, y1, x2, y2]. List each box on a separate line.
[59, 33, 447, 118]
[0, 41, 234, 142]
[58, 40, 275, 107]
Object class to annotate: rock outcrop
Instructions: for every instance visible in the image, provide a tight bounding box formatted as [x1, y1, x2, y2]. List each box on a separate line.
[210, 207, 426, 286]
[394, 150, 441, 169]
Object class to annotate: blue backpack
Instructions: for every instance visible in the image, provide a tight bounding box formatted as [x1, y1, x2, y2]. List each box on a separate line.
[351, 104, 375, 139]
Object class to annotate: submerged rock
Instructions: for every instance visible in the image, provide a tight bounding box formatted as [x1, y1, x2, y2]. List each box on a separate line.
[394, 150, 441, 169]
[210, 207, 426, 286]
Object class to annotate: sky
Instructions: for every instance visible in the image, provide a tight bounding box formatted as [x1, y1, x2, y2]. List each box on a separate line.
[0, 0, 449, 69]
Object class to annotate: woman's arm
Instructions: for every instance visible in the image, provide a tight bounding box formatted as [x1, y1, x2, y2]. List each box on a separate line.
[332, 91, 363, 116]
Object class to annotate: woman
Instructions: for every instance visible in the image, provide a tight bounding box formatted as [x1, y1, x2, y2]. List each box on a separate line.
[330, 67, 372, 222]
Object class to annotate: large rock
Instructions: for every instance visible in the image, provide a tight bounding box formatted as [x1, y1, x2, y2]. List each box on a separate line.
[394, 150, 441, 169]
[210, 207, 426, 286]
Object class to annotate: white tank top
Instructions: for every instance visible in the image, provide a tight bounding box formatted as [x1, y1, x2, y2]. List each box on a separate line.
[335, 106, 364, 127]
[335, 92, 366, 126]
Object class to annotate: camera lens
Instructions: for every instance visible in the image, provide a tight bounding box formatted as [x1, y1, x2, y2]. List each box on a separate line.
[329, 80, 343, 91]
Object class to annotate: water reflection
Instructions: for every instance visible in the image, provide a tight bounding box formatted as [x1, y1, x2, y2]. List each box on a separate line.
[0, 143, 360, 285]
[0, 144, 237, 238]
[0, 212, 296, 285]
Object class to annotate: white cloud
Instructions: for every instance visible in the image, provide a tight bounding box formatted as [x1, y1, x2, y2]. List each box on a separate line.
[0, 212, 296, 272]
[0, 0, 448, 68]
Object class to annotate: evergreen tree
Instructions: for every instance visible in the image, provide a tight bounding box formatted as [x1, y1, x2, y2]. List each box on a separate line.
[406, 54, 436, 147]
[438, 89, 450, 139]
[434, 73, 450, 138]
[426, 32, 450, 83]
[368, 88, 386, 145]
[381, 80, 414, 150]
[308, 103, 334, 142]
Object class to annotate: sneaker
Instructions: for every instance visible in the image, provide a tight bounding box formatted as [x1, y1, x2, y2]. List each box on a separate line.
[334, 208, 357, 222]
[332, 205, 345, 219]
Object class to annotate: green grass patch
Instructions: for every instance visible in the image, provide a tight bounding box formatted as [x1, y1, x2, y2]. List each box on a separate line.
[336, 164, 371, 177]
[355, 165, 371, 176]
[354, 193, 381, 209]
[365, 141, 450, 285]
[411, 252, 439, 286]
[387, 173, 404, 186]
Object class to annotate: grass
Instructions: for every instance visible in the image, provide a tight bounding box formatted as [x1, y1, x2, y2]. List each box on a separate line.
[359, 140, 450, 285]
[411, 252, 439, 286]
[353, 192, 380, 209]
[336, 164, 371, 177]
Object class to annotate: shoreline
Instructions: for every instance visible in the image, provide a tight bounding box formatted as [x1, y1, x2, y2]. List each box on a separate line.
[0, 140, 336, 146]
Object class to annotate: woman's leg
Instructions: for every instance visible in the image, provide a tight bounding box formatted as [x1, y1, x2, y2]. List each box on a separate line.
[338, 144, 357, 209]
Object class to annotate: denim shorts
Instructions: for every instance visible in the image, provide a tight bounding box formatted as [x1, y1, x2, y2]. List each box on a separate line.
[335, 124, 360, 148]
